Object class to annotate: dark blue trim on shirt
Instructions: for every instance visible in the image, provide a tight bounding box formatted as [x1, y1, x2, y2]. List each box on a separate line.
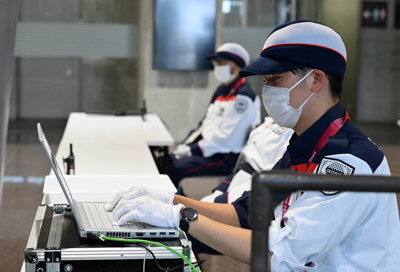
[211, 79, 256, 102]
[232, 102, 386, 229]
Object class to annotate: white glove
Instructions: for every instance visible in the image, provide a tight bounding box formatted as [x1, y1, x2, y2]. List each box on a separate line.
[173, 144, 192, 159]
[112, 195, 184, 228]
[104, 185, 175, 212]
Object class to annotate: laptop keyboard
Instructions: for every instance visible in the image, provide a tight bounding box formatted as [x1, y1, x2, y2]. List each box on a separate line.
[80, 202, 145, 229]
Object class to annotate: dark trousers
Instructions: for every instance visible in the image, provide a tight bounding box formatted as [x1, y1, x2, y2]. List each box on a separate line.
[167, 153, 239, 190]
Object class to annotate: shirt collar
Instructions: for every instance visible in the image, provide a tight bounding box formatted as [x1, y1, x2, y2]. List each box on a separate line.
[287, 103, 345, 164]
[218, 77, 241, 94]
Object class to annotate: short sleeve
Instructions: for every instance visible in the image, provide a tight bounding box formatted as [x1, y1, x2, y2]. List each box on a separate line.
[231, 191, 250, 229]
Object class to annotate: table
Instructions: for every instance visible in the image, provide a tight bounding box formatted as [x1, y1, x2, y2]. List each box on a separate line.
[53, 113, 175, 175]
[61, 113, 174, 147]
[41, 174, 177, 204]
[21, 113, 202, 271]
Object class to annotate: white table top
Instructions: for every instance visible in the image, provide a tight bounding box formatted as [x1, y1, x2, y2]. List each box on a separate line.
[54, 112, 174, 175]
[63, 113, 174, 146]
[42, 174, 177, 203]
[55, 139, 159, 175]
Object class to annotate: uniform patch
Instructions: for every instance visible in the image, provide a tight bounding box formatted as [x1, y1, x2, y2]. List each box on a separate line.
[317, 158, 355, 175]
[317, 158, 355, 196]
[234, 97, 248, 113]
[271, 124, 287, 135]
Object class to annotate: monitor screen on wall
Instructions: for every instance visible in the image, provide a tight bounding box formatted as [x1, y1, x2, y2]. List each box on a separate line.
[154, 0, 216, 70]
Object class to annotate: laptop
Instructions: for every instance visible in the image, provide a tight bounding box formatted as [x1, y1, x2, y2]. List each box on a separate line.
[37, 123, 180, 239]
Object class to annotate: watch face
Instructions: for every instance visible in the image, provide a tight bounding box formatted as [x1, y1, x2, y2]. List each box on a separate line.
[182, 208, 198, 221]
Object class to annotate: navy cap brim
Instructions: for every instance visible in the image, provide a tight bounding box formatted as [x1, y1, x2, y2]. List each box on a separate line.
[239, 56, 304, 77]
[207, 52, 246, 68]
[207, 52, 220, 60]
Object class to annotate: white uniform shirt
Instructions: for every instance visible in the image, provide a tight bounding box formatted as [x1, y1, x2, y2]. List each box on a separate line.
[243, 117, 293, 172]
[269, 154, 400, 272]
[201, 117, 293, 203]
[231, 104, 400, 271]
[185, 81, 261, 157]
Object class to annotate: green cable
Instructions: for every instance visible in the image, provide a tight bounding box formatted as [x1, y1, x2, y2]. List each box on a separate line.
[99, 234, 199, 272]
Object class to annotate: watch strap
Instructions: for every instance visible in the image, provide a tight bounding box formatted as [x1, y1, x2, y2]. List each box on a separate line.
[179, 218, 190, 232]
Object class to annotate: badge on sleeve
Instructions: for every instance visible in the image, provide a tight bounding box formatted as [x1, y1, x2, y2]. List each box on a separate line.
[234, 97, 248, 113]
[317, 158, 355, 195]
[271, 124, 287, 135]
[317, 158, 355, 175]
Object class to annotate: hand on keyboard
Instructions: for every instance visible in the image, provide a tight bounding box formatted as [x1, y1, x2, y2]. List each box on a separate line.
[104, 185, 175, 212]
[112, 195, 184, 228]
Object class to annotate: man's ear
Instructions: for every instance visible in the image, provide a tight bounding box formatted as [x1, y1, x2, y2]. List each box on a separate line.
[311, 69, 327, 92]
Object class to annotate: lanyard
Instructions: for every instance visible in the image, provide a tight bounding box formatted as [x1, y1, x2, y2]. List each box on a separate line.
[281, 111, 351, 219]
[226, 78, 246, 97]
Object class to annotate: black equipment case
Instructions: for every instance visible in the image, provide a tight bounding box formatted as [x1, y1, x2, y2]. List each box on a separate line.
[24, 204, 191, 272]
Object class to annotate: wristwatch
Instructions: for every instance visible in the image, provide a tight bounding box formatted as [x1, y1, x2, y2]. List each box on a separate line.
[179, 207, 198, 232]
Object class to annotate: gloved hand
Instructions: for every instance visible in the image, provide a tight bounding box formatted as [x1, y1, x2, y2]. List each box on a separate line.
[172, 144, 192, 159]
[104, 185, 175, 212]
[112, 195, 184, 228]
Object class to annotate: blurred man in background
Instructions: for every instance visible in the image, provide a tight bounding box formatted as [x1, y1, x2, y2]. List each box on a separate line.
[167, 43, 260, 193]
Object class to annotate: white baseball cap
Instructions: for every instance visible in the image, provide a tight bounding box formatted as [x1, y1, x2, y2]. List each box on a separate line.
[240, 20, 347, 80]
[208, 42, 250, 68]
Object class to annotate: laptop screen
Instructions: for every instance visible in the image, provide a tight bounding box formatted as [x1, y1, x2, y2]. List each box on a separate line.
[37, 123, 76, 210]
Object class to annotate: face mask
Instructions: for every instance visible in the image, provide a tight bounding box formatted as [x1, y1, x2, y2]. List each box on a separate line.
[262, 69, 315, 128]
[214, 65, 236, 83]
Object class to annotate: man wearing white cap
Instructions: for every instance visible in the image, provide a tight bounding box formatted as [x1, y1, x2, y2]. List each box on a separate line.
[107, 21, 400, 271]
[167, 42, 260, 191]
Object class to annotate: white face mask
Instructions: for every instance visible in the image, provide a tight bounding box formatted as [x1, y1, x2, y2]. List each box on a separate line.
[262, 69, 315, 128]
[214, 65, 236, 83]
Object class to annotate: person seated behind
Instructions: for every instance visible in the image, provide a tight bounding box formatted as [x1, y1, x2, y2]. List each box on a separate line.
[167, 43, 261, 191]
[106, 21, 400, 271]
[191, 117, 293, 254]
[201, 117, 293, 204]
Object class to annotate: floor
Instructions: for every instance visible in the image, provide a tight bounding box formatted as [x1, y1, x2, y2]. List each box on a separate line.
[0, 120, 65, 271]
[1, 120, 400, 271]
